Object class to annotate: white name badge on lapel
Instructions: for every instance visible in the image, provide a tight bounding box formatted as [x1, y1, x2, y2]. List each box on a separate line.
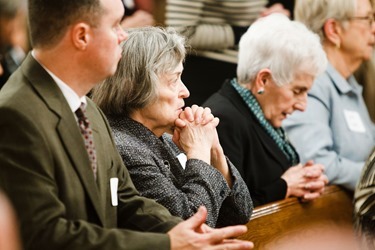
[110, 178, 118, 206]
[344, 110, 366, 133]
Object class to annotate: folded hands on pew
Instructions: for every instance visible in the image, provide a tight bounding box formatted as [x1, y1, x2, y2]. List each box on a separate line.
[282, 160, 328, 201]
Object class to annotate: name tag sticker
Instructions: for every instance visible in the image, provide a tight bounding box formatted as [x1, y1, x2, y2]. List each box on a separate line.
[110, 178, 118, 206]
[177, 153, 187, 169]
[344, 110, 366, 133]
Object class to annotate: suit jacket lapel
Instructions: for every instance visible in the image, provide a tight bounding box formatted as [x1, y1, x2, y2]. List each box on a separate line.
[86, 103, 110, 214]
[22, 54, 105, 224]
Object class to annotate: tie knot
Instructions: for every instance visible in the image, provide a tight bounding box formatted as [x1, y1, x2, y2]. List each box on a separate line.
[75, 103, 88, 125]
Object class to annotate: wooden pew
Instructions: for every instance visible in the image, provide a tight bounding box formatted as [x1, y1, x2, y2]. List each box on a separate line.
[238, 185, 359, 250]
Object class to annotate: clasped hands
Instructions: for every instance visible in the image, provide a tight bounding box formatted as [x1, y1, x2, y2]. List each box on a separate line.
[173, 105, 220, 164]
[168, 106, 253, 249]
[282, 160, 329, 201]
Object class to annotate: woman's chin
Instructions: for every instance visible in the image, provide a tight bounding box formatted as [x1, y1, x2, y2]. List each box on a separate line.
[271, 118, 284, 128]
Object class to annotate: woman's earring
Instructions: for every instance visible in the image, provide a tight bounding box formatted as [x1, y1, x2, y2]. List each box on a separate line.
[257, 89, 264, 95]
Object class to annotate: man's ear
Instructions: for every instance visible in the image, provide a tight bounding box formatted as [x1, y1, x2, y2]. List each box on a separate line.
[323, 18, 342, 48]
[71, 22, 91, 50]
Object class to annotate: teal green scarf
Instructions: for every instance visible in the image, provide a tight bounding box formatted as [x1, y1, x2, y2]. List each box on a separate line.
[231, 78, 299, 165]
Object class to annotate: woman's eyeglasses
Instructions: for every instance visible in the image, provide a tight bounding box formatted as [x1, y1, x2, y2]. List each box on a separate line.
[348, 13, 375, 27]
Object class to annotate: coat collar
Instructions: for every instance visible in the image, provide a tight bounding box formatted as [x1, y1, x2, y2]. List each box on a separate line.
[218, 80, 290, 169]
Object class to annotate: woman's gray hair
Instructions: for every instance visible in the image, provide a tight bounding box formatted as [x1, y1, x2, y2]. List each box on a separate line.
[92, 26, 186, 116]
[236, 13, 327, 86]
[294, 0, 358, 41]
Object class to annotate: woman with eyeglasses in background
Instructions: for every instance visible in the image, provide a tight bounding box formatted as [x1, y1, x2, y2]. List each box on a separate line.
[284, 0, 375, 191]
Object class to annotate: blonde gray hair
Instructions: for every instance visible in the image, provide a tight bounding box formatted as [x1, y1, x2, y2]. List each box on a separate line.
[294, 0, 358, 41]
[92, 26, 186, 116]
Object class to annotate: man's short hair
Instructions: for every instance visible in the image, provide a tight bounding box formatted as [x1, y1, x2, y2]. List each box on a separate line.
[28, 0, 104, 48]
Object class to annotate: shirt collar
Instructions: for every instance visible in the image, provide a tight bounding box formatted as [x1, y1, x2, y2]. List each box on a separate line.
[325, 62, 362, 94]
[31, 50, 87, 112]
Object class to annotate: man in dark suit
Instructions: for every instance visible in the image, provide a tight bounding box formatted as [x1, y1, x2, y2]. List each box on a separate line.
[0, 0, 254, 249]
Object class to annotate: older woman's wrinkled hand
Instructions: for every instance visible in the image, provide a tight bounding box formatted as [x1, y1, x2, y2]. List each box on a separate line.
[301, 161, 329, 201]
[175, 105, 218, 129]
[173, 106, 219, 164]
[173, 104, 219, 152]
[174, 105, 233, 186]
[281, 162, 328, 200]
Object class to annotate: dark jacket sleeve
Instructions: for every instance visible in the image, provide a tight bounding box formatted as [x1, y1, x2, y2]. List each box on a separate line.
[116, 132, 252, 228]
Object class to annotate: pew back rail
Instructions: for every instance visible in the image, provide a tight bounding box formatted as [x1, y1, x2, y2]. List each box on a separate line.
[238, 185, 357, 250]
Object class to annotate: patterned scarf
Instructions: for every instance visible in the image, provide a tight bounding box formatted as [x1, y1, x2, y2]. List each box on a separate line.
[231, 78, 299, 165]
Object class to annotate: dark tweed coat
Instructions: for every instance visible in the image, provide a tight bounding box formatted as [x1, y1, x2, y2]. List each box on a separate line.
[108, 116, 253, 227]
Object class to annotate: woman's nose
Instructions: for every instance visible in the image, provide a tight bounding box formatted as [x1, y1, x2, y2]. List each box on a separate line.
[295, 93, 308, 111]
[180, 81, 190, 98]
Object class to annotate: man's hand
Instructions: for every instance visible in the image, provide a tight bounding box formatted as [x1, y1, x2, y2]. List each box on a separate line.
[168, 206, 254, 250]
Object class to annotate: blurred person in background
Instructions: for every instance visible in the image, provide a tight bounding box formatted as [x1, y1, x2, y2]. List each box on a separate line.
[284, 0, 375, 191]
[354, 148, 375, 250]
[0, 190, 21, 250]
[121, 0, 155, 28]
[165, 0, 291, 106]
[0, 0, 28, 88]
